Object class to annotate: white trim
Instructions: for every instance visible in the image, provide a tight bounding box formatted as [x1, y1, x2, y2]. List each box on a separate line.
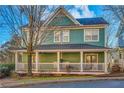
[43, 7, 80, 26]
[62, 30, 70, 42]
[80, 51, 83, 72]
[11, 49, 111, 53]
[84, 53, 98, 63]
[35, 52, 39, 72]
[54, 31, 61, 43]
[54, 30, 70, 43]
[84, 29, 99, 42]
[15, 51, 18, 71]
[57, 52, 60, 72]
[61, 8, 80, 25]
[104, 51, 108, 73]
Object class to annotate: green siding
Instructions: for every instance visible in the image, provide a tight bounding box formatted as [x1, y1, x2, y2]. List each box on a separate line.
[44, 28, 105, 46]
[83, 52, 104, 63]
[43, 10, 105, 46]
[43, 31, 54, 44]
[49, 12, 75, 26]
[70, 29, 84, 44]
[62, 52, 80, 63]
[22, 53, 28, 63]
[21, 52, 104, 63]
[39, 53, 57, 63]
[98, 52, 104, 63]
[22, 53, 35, 63]
[83, 28, 105, 46]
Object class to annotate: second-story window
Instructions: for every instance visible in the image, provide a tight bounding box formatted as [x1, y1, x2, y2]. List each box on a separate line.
[54, 31, 61, 42]
[62, 30, 69, 42]
[84, 29, 99, 42]
[54, 30, 70, 43]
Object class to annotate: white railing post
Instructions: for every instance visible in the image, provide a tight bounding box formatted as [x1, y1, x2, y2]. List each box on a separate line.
[80, 51, 83, 72]
[35, 51, 39, 72]
[57, 52, 60, 72]
[15, 51, 18, 71]
[104, 51, 108, 73]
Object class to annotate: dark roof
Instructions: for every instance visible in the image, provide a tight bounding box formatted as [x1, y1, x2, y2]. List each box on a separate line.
[21, 17, 108, 28]
[10, 44, 110, 50]
[35, 44, 110, 50]
[76, 17, 108, 25]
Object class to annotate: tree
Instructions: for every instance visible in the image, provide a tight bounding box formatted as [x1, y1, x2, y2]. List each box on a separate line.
[0, 5, 57, 76]
[104, 6, 124, 46]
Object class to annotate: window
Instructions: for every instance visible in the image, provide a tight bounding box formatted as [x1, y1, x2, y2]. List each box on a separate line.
[84, 29, 99, 42]
[54, 30, 70, 43]
[54, 31, 61, 42]
[62, 30, 69, 42]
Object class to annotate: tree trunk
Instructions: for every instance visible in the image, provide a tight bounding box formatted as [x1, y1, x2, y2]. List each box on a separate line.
[27, 47, 32, 76]
[27, 15, 33, 76]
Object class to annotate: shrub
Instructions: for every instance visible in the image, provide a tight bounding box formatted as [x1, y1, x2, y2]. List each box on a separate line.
[111, 64, 120, 73]
[0, 64, 15, 78]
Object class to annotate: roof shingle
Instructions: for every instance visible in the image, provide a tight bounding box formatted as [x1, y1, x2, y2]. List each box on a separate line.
[36, 44, 110, 50]
[76, 17, 108, 25]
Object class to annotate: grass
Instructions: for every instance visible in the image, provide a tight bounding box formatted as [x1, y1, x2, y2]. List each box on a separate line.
[15, 75, 95, 84]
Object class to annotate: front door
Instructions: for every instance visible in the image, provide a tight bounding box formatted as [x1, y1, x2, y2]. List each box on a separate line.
[85, 54, 98, 63]
[84, 54, 98, 71]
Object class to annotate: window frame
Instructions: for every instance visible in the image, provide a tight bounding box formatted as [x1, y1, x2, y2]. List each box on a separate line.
[62, 30, 70, 42]
[54, 31, 61, 43]
[84, 29, 99, 42]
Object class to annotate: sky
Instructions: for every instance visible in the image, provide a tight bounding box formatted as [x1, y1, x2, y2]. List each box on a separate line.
[0, 5, 117, 47]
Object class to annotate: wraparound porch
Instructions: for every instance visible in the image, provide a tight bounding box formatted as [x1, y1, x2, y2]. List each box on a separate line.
[14, 49, 109, 74]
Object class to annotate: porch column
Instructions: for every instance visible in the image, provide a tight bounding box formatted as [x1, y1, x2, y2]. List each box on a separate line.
[57, 52, 60, 72]
[35, 51, 39, 72]
[80, 51, 83, 72]
[104, 51, 108, 73]
[15, 51, 18, 71]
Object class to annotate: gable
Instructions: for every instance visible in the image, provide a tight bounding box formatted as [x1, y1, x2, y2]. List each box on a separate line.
[48, 11, 75, 26]
[44, 7, 80, 26]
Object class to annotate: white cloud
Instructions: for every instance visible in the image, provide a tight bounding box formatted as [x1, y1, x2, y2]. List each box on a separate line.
[69, 5, 96, 18]
[69, 8, 82, 18]
[82, 5, 95, 18]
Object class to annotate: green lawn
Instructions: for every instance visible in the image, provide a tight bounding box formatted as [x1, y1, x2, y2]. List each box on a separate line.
[16, 75, 95, 84]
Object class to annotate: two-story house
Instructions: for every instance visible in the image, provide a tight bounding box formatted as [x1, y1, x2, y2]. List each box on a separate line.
[12, 7, 110, 74]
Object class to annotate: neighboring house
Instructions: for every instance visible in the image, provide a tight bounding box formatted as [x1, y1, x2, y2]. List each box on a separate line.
[12, 7, 110, 74]
[115, 26, 124, 70]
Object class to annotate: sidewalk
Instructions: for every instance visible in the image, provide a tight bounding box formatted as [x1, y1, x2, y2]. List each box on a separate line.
[1, 76, 124, 88]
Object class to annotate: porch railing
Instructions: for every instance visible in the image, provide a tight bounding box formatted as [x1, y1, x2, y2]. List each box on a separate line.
[17, 63, 36, 71]
[83, 63, 105, 71]
[16, 62, 105, 72]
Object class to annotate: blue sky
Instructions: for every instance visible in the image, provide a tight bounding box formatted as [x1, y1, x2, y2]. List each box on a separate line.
[0, 5, 111, 46]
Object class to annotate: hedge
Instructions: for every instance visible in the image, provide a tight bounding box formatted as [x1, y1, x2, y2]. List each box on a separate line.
[0, 64, 15, 78]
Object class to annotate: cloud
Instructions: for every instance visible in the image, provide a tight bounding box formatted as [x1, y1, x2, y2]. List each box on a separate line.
[82, 5, 96, 18]
[69, 5, 96, 18]
[69, 8, 82, 18]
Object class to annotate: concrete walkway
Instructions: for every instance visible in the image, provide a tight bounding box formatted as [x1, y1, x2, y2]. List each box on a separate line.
[1, 77, 124, 88]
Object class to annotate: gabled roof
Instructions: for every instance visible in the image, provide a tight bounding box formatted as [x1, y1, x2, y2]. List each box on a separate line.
[22, 7, 108, 28]
[76, 17, 108, 25]
[43, 7, 80, 26]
